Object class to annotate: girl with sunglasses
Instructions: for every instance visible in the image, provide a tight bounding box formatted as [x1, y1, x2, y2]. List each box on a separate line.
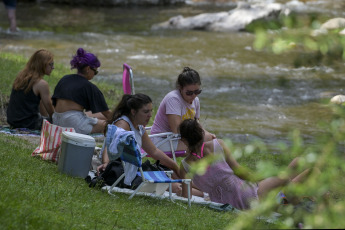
[52, 48, 112, 134]
[7, 49, 55, 130]
[150, 67, 216, 153]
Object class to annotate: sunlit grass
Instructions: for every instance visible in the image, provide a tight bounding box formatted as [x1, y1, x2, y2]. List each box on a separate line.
[0, 134, 260, 230]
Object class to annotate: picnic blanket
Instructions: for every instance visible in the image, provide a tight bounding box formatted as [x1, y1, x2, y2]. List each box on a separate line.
[0, 125, 41, 136]
[0, 125, 104, 139]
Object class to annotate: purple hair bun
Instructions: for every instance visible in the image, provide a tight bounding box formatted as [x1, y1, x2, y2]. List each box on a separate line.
[70, 48, 101, 71]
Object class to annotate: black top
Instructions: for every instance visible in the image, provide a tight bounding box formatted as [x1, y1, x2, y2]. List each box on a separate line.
[7, 88, 41, 129]
[52, 74, 109, 113]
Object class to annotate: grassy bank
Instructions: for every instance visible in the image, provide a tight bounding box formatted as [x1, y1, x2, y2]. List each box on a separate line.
[0, 134, 244, 230]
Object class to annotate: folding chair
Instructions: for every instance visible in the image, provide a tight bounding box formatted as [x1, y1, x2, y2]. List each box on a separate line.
[107, 127, 192, 207]
[121, 63, 186, 162]
[122, 63, 135, 95]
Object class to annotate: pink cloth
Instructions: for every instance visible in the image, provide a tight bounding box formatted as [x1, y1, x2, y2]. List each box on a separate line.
[182, 139, 259, 210]
[151, 89, 200, 134]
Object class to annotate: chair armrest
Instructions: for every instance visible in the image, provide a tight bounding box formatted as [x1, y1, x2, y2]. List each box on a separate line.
[149, 132, 180, 138]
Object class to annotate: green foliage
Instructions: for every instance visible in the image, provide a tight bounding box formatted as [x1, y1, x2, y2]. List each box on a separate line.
[188, 103, 345, 229]
[251, 14, 345, 67]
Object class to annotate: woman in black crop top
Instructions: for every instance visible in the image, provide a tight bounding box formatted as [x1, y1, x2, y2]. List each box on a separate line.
[52, 48, 112, 134]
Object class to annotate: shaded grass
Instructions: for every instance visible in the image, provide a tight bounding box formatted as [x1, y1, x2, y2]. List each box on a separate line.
[0, 134, 261, 229]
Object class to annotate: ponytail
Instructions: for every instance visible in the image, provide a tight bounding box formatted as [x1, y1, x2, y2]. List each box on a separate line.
[110, 93, 152, 123]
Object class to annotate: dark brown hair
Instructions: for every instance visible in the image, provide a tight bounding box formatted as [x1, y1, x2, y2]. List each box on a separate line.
[111, 93, 152, 123]
[175, 67, 201, 89]
[179, 118, 204, 153]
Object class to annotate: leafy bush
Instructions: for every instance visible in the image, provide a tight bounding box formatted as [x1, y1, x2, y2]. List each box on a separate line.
[229, 104, 345, 228]
[251, 14, 345, 67]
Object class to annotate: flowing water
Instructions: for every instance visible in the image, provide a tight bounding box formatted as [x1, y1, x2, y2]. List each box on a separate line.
[0, 0, 344, 152]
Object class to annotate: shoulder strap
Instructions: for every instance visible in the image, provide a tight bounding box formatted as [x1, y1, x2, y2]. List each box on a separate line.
[191, 142, 205, 159]
[200, 142, 205, 158]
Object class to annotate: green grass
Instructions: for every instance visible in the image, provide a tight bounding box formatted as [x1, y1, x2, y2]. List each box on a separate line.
[0, 134, 251, 230]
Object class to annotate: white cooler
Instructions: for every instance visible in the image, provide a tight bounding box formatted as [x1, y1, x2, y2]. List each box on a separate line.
[58, 131, 96, 178]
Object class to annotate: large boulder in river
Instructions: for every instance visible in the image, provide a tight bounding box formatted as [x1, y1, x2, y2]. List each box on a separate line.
[330, 95, 345, 105]
[320, 18, 345, 30]
[312, 18, 345, 36]
[151, 2, 285, 32]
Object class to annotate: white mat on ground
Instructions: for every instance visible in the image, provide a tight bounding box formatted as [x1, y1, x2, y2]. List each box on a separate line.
[102, 185, 224, 207]
[102, 185, 281, 223]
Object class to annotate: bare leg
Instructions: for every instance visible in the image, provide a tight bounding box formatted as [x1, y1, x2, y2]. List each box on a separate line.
[257, 157, 304, 199]
[172, 183, 204, 197]
[91, 119, 107, 134]
[257, 177, 289, 199]
[6, 8, 17, 32]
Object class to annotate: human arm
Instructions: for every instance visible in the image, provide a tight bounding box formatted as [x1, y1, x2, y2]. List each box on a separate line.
[167, 114, 182, 133]
[101, 110, 113, 121]
[85, 110, 112, 121]
[97, 147, 110, 175]
[34, 80, 54, 118]
[142, 132, 180, 177]
[203, 129, 216, 141]
[218, 139, 258, 182]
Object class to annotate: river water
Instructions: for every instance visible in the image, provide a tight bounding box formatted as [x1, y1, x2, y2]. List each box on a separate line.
[0, 0, 344, 152]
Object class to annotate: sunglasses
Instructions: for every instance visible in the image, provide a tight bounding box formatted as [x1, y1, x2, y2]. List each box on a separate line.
[90, 67, 98, 75]
[185, 89, 202, 96]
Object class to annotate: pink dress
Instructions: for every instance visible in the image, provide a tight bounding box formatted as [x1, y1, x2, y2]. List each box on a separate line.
[182, 139, 259, 210]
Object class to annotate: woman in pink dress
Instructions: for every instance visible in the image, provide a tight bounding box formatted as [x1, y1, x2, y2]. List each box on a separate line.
[179, 119, 315, 210]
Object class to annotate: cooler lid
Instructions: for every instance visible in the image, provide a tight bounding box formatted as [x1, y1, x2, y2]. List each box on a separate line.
[62, 131, 96, 146]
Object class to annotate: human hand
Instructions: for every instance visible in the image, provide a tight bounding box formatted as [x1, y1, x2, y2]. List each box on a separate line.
[96, 163, 107, 176]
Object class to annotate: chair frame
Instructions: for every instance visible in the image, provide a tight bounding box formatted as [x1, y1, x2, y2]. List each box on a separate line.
[108, 147, 192, 207]
[123, 63, 135, 95]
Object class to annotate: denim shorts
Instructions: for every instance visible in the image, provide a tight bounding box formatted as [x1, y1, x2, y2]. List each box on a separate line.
[52, 110, 97, 134]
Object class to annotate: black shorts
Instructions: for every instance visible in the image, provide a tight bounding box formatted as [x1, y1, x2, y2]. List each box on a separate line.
[3, 0, 16, 9]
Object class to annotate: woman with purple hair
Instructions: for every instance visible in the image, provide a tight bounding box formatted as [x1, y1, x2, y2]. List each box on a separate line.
[52, 48, 112, 134]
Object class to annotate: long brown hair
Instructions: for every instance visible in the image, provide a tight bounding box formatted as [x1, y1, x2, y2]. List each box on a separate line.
[111, 93, 152, 123]
[13, 49, 54, 93]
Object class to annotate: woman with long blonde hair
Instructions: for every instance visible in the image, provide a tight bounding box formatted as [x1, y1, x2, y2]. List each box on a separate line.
[7, 49, 55, 130]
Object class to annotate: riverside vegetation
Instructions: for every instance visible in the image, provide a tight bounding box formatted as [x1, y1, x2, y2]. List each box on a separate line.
[0, 52, 344, 229]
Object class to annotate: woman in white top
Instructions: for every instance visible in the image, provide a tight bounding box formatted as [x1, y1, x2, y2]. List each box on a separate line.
[97, 93, 179, 177]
